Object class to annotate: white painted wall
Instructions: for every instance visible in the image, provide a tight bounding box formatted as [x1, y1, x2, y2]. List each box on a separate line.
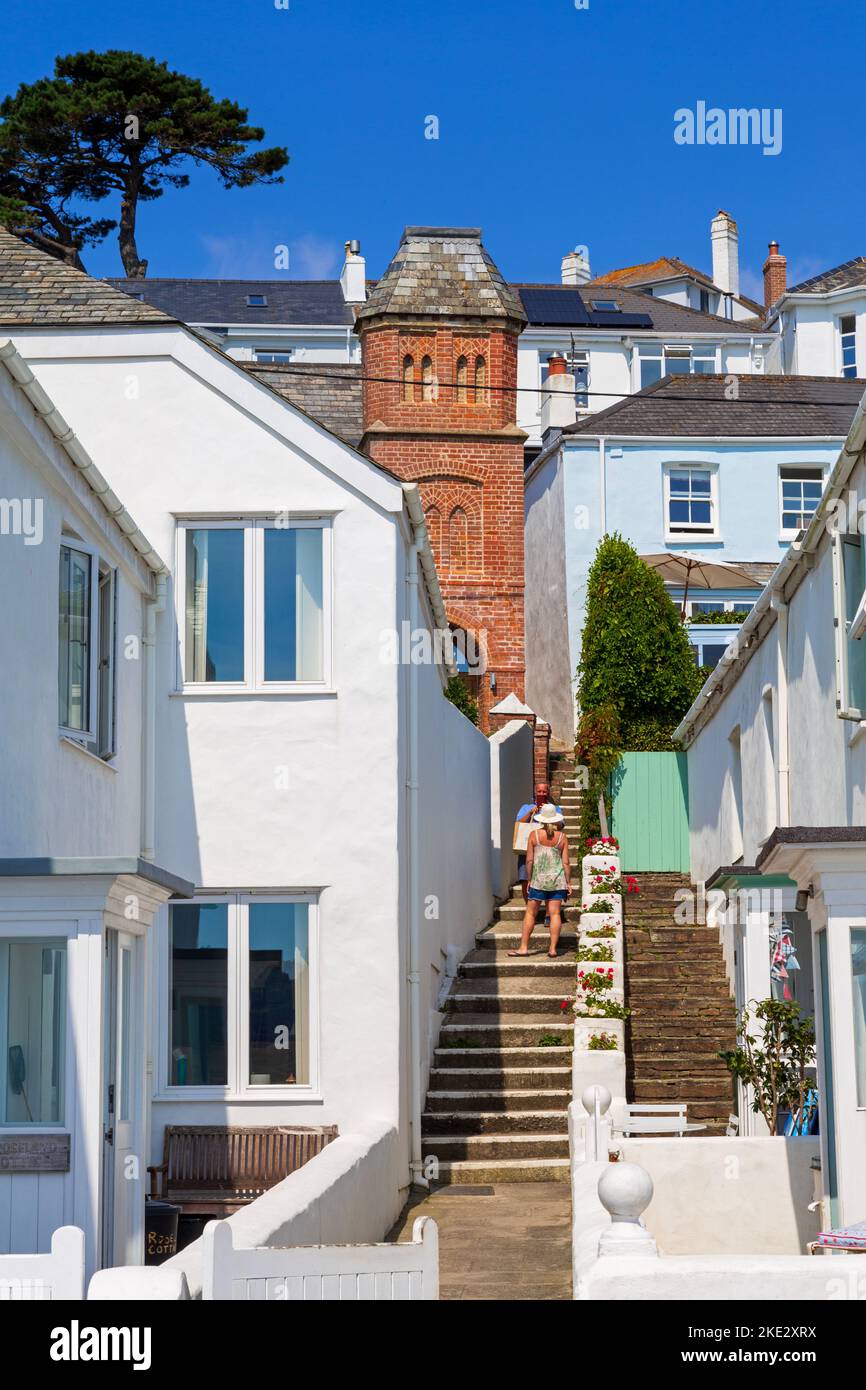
[0, 361, 150, 858]
[621, 1136, 820, 1254]
[524, 449, 574, 745]
[778, 294, 866, 377]
[489, 720, 534, 902]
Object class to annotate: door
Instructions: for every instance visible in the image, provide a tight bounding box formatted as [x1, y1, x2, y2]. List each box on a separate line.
[101, 930, 138, 1267]
[610, 751, 690, 872]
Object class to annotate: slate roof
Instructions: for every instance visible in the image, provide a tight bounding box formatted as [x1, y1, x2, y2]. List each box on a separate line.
[242, 361, 363, 445]
[588, 259, 763, 315]
[514, 281, 761, 334]
[0, 229, 172, 325]
[786, 257, 866, 296]
[105, 276, 357, 326]
[356, 227, 526, 325]
[565, 373, 865, 438]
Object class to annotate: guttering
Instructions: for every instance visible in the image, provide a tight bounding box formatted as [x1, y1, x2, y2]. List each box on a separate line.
[0, 339, 167, 575]
[674, 388, 866, 746]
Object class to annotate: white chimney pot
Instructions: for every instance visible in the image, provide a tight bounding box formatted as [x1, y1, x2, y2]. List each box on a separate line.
[562, 247, 591, 286]
[340, 240, 367, 305]
[711, 211, 740, 299]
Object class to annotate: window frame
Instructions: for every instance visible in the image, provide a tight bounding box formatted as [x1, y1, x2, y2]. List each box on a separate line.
[0, 935, 68, 1129]
[58, 533, 116, 756]
[839, 314, 858, 379]
[175, 516, 334, 695]
[663, 464, 719, 540]
[778, 465, 825, 540]
[158, 892, 320, 1101]
[832, 526, 866, 720]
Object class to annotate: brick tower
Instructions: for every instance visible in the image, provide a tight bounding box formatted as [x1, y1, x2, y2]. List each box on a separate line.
[355, 227, 527, 729]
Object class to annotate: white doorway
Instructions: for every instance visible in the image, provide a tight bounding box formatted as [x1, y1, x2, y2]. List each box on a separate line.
[101, 930, 140, 1267]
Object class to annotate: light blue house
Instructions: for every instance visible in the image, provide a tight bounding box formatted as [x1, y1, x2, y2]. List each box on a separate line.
[525, 372, 864, 744]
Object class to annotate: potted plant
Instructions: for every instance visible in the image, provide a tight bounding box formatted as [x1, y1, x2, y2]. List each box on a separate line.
[719, 999, 816, 1135]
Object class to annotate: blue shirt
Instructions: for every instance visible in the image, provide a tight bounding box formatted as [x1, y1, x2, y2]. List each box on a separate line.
[517, 803, 563, 822]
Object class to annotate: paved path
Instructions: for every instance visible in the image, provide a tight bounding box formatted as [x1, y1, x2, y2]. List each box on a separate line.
[387, 1182, 572, 1300]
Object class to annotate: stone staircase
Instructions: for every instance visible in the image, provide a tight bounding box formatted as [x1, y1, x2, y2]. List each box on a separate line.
[623, 872, 737, 1134]
[421, 758, 582, 1184]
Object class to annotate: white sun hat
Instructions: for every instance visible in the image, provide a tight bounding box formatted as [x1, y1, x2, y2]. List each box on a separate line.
[534, 802, 563, 825]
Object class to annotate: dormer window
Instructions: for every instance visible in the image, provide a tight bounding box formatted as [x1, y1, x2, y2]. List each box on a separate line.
[246, 294, 268, 308]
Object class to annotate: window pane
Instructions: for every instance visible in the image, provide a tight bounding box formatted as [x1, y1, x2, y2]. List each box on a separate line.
[2, 942, 66, 1125]
[169, 904, 228, 1086]
[248, 903, 310, 1085]
[691, 500, 712, 524]
[691, 474, 712, 495]
[640, 357, 662, 388]
[119, 947, 131, 1121]
[669, 500, 690, 523]
[669, 472, 690, 494]
[59, 546, 91, 731]
[184, 529, 244, 682]
[852, 929, 866, 1107]
[264, 528, 324, 682]
[665, 356, 690, 375]
[97, 569, 115, 758]
[702, 643, 728, 669]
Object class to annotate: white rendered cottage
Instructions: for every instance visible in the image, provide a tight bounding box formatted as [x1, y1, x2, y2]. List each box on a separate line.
[677, 387, 866, 1229]
[0, 231, 522, 1278]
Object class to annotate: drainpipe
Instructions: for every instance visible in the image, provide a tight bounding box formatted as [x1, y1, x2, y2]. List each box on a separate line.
[598, 436, 607, 535]
[405, 536, 427, 1188]
[141, 575, 167, 860]
[770, 592, 790, 827]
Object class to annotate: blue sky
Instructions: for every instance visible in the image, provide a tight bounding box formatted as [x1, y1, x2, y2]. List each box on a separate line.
[0, 0, 862, 293]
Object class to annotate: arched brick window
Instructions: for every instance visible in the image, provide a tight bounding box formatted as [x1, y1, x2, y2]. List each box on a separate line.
[449, 506, 468, 570]
[456, 355, 468, 404]
[473, 355, 487, 405]
[402, 354, 415, 403]
[421, 355, 435, 402]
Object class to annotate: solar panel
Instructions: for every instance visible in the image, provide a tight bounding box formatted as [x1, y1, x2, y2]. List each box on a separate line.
[518, 287, 591, 326]
[588, 309, 653, 329]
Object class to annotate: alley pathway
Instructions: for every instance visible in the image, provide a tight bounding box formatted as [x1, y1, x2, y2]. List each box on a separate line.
[387, 1182, 572, 1300]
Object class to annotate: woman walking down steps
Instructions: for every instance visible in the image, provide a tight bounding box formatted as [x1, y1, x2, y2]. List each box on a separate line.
[509, 804, 571, 959]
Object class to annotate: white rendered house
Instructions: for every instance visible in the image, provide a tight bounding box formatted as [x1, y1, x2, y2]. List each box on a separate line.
[0, 230, 524, 1276]
[676, 386, 866, 1227]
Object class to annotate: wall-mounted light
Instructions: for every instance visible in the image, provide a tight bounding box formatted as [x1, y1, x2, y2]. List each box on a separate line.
[795, 884, 814, 913]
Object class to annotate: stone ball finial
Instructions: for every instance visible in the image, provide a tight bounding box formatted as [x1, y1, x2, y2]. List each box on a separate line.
[581, 1084, 612, 1116]
[598, 1162, 654, 1223]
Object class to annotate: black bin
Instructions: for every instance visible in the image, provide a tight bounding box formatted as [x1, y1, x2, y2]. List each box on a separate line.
[144, 1199, 180, 1265]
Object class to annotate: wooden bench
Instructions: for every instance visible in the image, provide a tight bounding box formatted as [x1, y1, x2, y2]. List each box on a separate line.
[147, 1124, 338, 1216]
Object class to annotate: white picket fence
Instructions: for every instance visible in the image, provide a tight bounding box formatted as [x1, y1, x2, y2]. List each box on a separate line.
[0, 1226, 85, 1300]
[202, 1215, 439, 1301]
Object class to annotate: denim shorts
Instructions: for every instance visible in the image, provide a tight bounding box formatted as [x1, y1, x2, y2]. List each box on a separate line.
[528, 888, 567, 903]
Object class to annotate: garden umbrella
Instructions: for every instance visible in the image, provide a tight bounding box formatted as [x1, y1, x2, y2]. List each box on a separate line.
[640, 553, 761, 614]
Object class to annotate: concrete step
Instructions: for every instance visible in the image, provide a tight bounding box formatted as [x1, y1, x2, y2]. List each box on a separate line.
[479, 924, 578, 948]
[434, 1045, 572, 1067]
[458, 954, 575, 979]
[431, 1157, 570, 1185]
[429, 1066, 572, 1091]
[438, 1018, 573, 1046]
[422, 1109, 569, 1135]
[425, 1087, 570, 1112]
[445, 994, 573, 1017]
[421, 1133, 570, 1161]
[494, 902, 578, 923]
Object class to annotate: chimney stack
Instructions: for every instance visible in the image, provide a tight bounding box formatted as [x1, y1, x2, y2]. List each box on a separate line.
[541, 353, 577, 442]
[711, 210, 740, 298]
[762, 240, 787, 309]
[340, 239, 367, 305]
[562, 246, 591, 285]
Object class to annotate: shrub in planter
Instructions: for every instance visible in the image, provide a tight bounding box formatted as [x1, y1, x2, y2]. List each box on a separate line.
[588, 867, 639, 897]
[580, 898, 617, 914]
[588, 1032, 619, 1051]
[577, 942, 614, 963]
[574, 997, 630, 1021]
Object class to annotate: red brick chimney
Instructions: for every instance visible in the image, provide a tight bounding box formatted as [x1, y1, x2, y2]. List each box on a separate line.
[763, 240, 787, 309]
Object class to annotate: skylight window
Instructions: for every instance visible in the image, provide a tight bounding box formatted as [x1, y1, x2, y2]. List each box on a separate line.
[246, 294, 268, 307]
[591, 299, 619, 312]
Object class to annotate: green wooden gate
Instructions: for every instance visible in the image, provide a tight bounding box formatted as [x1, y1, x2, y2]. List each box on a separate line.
[610, 751, 690, 872]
